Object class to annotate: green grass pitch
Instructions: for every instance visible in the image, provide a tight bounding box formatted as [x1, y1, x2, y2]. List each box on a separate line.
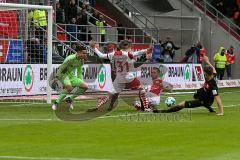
[0, 88, 240, 160]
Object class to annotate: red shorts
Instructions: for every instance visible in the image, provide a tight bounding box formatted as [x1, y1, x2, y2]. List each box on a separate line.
[126, 78, 141, 90]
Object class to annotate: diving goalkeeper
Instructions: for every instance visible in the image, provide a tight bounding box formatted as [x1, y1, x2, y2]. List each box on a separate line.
[51, 45, 88, 110]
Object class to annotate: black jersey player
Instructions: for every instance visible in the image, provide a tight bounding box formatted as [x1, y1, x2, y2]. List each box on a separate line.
[153, 65, 224, 116]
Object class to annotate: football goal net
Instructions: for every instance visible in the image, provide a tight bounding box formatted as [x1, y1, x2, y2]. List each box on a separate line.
[0, 3, 53, 104]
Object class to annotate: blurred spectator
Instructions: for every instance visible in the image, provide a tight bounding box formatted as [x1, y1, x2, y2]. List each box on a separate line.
[83, 0, 90, 6]
[152, 40, 163, 62]
[117, 23, 125, 42]
[89, 0, 96, 8]
[89, 10, 100, 25]
[161, 37, 180, 51]
[71, 42, 77, 51]
[181, 44, 199, 63]
[181, 41, 207, 63]
[237, 0, 240, 6]
[86, 4, 92, 13]
[26, 38, 47, 64]
[211, 0, 226, 15]
[96, 15, 107, 42]
[160, 42, 174, 63]
[233, 6, 240, 29]
[82, 8, 89, 21]
[225, 46, 236, 79]
[196, 41, 207, 63]
[76, 12, 88, 41]
[87, 30, 93, 41]
[56, 2, 65, 23]
[65, 0, 78, 23]
[214, 46, 227, 80]
[225, 0, 237, 18]
[126, 36, 133, 42]
[59, 0, 67, 10]
[161, 36, 180, 60]
[33, 4, 47, 43]
[67, 18, 78, 41]
[26, 38, 39, 63]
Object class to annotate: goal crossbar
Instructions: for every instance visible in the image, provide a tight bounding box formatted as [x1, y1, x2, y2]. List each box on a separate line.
[0, 3, 53, 104]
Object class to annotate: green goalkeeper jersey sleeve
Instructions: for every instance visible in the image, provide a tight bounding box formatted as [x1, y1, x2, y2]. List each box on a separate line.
[57, 54, 84, 79]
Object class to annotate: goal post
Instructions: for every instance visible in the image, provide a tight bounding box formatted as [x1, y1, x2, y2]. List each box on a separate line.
[0, 3, 53, 104]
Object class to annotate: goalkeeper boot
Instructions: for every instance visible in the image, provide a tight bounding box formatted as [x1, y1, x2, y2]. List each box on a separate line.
[66, 97, 74, 110]
[52, 101, 59, 111]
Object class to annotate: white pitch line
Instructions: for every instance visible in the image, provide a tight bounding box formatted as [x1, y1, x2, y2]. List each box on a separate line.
[97, 104, 240, 119]
[10, 103, 49, 107]
[0, 118, 56, 121]
[0, 104, 239, 121]
[0, 156, 109, 160]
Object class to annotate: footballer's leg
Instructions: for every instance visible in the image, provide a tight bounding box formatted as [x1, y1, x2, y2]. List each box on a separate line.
[153, 100, 204, 113]
[194, 89, 215, 112]
[52, 77, 73, 110]
[88, 81, 124, 112]
[153, 101, 185, 113]
[102, 82, 124, 111]
[133, 101, 142, 111]
[139, 89, 150, 111]
[66, 78, 88, 109]
[87, 93, 112, 112]
[127, 78, 150, 111]
[107, 93, 119, 111]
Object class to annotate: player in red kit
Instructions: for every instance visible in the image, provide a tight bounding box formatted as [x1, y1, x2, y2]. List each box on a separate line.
[88, 40, 153, 111]
[133, 67, 173, 111]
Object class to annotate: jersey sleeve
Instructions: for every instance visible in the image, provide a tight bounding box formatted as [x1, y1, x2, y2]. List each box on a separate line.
[162, 81, 173, 90]
[94, 48, 114, 60]
[77, 61, 83, 79]
[211, 80, 219, 96]
[132, 49, 148, 58]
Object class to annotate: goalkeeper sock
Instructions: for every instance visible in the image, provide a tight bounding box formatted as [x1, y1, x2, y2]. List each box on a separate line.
[70, 87, 86, 101]
[55, 89, 68, 104]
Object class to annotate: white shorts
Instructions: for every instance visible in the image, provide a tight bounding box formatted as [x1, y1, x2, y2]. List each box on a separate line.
[109, 78, 141, 94]
[147, 92, 160, 106]
[109, 81, 126, 94]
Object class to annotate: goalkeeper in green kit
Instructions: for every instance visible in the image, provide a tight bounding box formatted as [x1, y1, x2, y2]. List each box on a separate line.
[51, 45, 88, 110]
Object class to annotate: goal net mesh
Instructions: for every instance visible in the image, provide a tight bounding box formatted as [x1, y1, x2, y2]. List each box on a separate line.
[0, 3, 52, 104]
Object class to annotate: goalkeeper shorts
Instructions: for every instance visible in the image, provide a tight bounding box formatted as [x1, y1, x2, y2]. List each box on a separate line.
[60, 76, 84, 87]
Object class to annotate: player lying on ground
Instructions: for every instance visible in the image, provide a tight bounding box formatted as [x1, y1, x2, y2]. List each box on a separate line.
[133, 67, 173, 111]
[88, 40, 153, 112]
[52, 45, 88, 110]
[153, 65, 224, 116]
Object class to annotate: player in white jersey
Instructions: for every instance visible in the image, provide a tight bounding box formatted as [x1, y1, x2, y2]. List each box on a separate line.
[89, 40, 153, 111]
[133, 67, 173, 111]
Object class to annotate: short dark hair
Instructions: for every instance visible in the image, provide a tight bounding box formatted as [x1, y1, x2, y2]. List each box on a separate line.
[119, 40, 132, 49]
[152, 67, 160, 74]
[75, 45, 86, 52]
[204, 65, 214, 76]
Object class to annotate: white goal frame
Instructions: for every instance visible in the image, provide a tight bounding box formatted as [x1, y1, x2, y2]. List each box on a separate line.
[0, 3, 53, 104]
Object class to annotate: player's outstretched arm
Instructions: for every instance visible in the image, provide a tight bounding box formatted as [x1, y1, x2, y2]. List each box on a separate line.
[162, 81, 173, 92]
[203, 56, 217, 74]
[214, 95, 224, 116]
[90, 41, 113, 60]
[132, 46, 153, 58]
